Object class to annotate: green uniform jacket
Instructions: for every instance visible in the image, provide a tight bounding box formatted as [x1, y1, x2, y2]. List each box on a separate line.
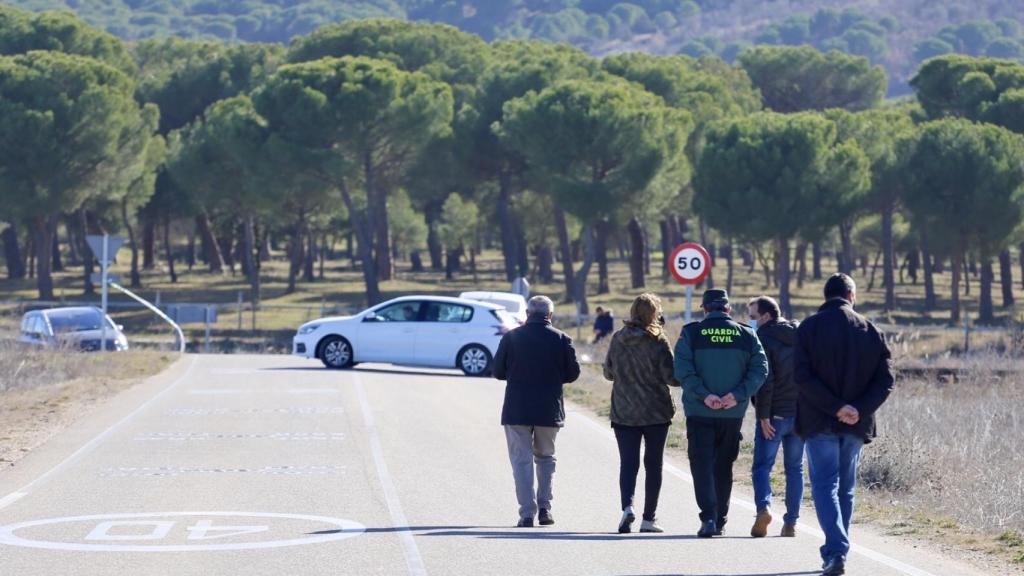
[673, 311, 769, 419]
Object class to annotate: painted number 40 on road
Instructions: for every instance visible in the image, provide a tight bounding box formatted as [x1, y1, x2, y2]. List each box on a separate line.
[669, 243, 711, 286]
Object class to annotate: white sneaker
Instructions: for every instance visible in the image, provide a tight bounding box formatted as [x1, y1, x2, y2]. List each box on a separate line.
[640, 519, 664, 533]
[618, 506, 636, 534]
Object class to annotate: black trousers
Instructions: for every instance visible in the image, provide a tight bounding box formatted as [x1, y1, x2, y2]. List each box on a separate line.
[686, 416, 743, 524]
[613, 422, 670, 521]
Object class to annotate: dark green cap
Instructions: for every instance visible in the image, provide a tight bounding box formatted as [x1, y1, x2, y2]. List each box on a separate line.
[702, 289, 729, 307]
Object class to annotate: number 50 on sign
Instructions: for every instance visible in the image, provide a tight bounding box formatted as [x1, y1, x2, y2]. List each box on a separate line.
[670, 243, 711, 285]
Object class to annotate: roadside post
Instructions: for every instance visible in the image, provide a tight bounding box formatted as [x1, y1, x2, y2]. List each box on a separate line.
[86, 234, 125, 352]
[669, 242, 712, 324]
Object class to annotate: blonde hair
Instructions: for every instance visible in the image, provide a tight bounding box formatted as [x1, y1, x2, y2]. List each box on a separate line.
[628, 293, 664, 338]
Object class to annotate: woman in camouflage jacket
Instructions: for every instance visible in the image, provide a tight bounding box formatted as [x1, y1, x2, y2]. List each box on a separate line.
[603, 293, 680, 534]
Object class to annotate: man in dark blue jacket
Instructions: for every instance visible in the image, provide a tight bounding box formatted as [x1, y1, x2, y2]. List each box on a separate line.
[494, 295, 581, 528]
[795, 274, 895, 576]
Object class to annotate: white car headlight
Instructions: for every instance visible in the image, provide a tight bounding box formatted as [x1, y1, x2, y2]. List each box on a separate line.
[298, 324, 322, 335]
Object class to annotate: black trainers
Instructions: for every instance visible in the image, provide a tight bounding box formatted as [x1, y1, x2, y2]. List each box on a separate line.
[822, 557, 846, 575]
[697, 519, 717, 538]
[715, 517, 727, 536]
[516, 517, 534, 528]
[538, 509, 554, 526]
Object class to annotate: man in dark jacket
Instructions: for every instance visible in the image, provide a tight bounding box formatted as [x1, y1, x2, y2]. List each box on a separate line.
[795, 274, 895, 576]
[494, 295, 581, 528]
[674, 289, 768, 538]
[747, 295, 803, 539]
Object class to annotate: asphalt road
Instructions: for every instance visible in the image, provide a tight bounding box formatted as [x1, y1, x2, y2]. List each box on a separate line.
[0, 355, 991, 576]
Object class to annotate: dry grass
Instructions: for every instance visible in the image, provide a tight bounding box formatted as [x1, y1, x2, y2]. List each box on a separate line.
[0, 344, 175, 467]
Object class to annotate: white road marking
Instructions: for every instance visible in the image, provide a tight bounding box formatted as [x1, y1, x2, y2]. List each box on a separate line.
[354, 372, 428, 576]
[570, 411, 940, 576]
[0, 493, 26, 511]
[0, 357, 199, 508]
[0, 512, 364, 552]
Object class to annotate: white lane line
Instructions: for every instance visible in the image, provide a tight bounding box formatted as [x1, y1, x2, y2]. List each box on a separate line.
[353, 372, 427, 576]
[0, 357, 198, 508]
[0, 493, 26, 511]
[570, 411, 939, 576]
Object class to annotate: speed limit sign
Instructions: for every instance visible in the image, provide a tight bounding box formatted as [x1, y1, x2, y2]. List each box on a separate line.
[670, 243, 711, 285]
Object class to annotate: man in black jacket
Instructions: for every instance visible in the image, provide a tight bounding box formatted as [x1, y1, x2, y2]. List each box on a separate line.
[494, 295, 581, 528]
[747, 296, 803, 539]
[795, 274, 895, 576]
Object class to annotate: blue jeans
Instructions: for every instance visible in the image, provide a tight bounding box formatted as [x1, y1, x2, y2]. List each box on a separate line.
[805, 432, 864, 563]
[751, 416, 804, 524]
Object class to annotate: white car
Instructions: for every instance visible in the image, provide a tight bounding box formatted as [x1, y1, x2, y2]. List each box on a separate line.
[459, 291, 528, 325]
[17, 306, 129, 352]
[292, 296, 519, 375]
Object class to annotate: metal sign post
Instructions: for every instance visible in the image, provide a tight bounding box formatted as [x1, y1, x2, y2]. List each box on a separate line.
[86, 234, 125, 352]
[669, 242, 712, 324]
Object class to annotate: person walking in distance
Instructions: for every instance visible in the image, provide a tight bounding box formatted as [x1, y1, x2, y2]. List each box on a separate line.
[493, 295, 581, 528]
[795, 274, 895, 576]
[674, 289, 768, 538]
[747, 295, 803, 538]
[603, 293, 679, 534]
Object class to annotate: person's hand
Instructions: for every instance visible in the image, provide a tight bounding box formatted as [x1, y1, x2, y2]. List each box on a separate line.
[704, 395, 723, 410]
[720, 393, 738, 410]
[836, 405, 860, 425]
[759, 418, 776, 440]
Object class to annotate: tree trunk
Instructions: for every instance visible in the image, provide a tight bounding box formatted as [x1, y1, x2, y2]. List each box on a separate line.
[776, 237, 792, 318]
[963, 257, 971, 296]
[554, 206, 575, 303]
[286, 217, 305, 295]
[514, 220, 529, 278]
[627, 217, 645, 289]
[64, 216, 80, 267]
[537, 244, 554, 283]
[304, 229, 316, 282]
[51, 227, 63, 272]
[838, 221, 853, 275]
[867, 250, 883, 292]
[79, 209, 95, 295]
[163, 215, 178, 284]
[236, 222, 250, 278]
[2, 223, 26, 279]
[142, 216, 156, 270]
[595, 219, 610, 294]
[908, 250, 919, 285]
[122, 198, 142, 288]
[243, 215, 259, 302]
[26, 232, 35, 279]
[950, 248, 963, 324]
[642, 225, 651, 275]
[497, 170, 519, 282]
[319, 233, 327, 280]
[410, 251, 424, 272]
[795, 242, 808, 289]
[260, 228, 272, 262]
[445, 247, 463, 280]
[812, 241, 823, 279]
[881, 203, 896, 311]
[197, 212, 225, 273]
[921, 231, 936, 310]
[339, 181, 381, 305]
[33, 215, 56, 300]
[726, 238, 735, 293]
[999, 249, 1014, 308]
[979, 258, 995, 323]
[660, 220, 671, 281]
[426, 213, 443, 271]
[372, 191, 392, 282]
[699, 218, 713, 289]
[573, 225, 596, 315]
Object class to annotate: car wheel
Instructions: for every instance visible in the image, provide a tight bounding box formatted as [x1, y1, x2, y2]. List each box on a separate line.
[457, 344, 492, 377]
[319, 336, 354, 369]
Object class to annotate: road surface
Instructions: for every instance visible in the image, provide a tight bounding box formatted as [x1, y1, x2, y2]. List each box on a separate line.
[0, 355, 992, 575]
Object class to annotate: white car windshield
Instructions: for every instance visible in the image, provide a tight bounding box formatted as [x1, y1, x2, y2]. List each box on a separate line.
[48, 310, 110, 333]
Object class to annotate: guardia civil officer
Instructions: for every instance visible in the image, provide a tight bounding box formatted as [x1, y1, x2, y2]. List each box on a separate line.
[674, 289, 768, 538]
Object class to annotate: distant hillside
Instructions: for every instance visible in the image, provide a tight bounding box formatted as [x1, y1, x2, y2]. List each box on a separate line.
[5, 0, 1023, 94]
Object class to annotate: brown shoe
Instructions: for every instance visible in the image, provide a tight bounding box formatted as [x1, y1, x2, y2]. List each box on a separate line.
[781, 523, 796, 537]
[750, 508, 772, 538]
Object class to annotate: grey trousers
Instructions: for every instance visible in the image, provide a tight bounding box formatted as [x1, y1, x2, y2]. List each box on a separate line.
[504, 425, 559, 519]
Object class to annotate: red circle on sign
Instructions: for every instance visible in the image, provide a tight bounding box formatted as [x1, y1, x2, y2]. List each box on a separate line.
[669, 243, 712, 285]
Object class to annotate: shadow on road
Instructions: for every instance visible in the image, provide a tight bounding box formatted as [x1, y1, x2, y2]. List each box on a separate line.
[615, 573, 820, 576]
